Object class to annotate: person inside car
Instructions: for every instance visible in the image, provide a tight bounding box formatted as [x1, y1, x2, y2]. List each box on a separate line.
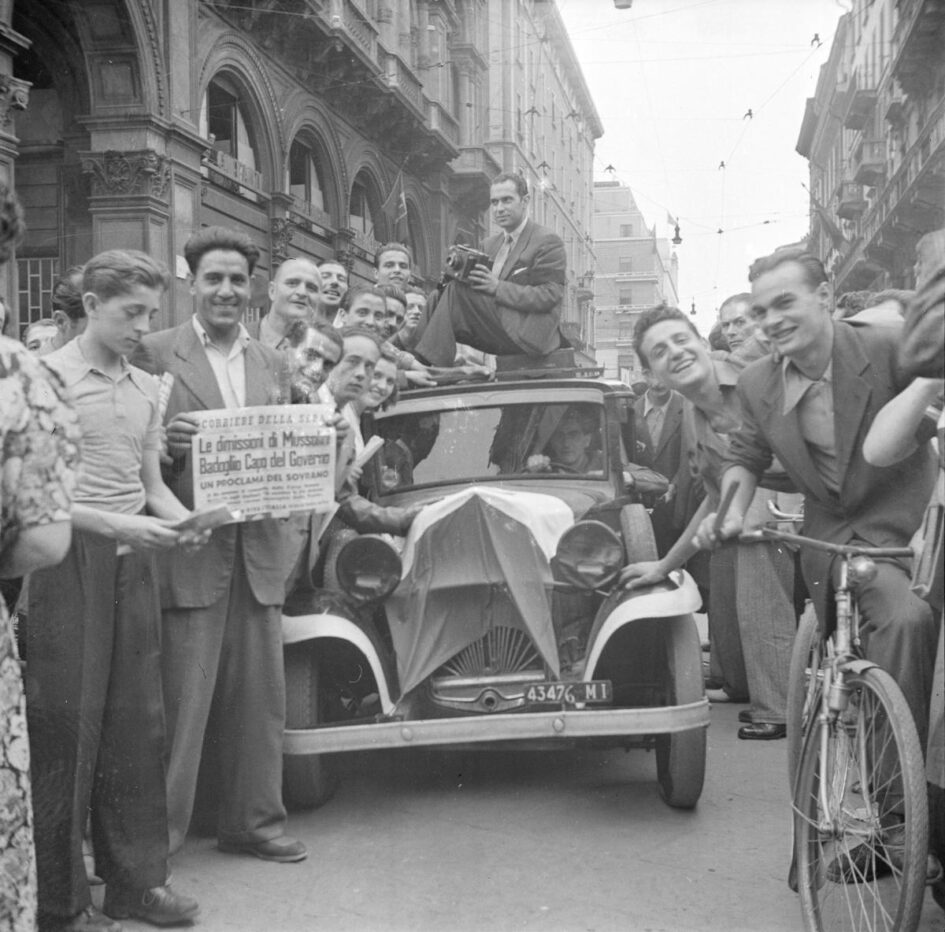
[526, 406, 603, 474]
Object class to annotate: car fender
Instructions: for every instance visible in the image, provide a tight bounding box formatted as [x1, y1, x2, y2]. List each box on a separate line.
[282, 611, 396, 715]
[583, 570, 702, 679]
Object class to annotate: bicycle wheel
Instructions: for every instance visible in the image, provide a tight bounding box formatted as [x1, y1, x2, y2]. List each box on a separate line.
[787, 603, 823, 788]
[793, 667, 928, 932]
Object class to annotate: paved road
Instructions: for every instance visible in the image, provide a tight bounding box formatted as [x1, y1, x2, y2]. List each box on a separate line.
[102, 700, 944, 932]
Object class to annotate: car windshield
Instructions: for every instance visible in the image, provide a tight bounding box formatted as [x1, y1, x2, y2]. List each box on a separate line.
[372, 400, 607, 491]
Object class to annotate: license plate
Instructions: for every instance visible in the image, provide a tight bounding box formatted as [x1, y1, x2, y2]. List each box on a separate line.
[523, 681, 613, 706]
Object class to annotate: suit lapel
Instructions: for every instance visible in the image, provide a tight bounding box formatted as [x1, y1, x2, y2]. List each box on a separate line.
[832, 324, 871, 486]
[173, 323, 225, 411]
[654, 393, 682, 458]
[759, 364, 833, 501]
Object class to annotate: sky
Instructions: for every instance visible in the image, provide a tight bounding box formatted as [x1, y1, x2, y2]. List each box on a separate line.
[556, 0, 842, 336]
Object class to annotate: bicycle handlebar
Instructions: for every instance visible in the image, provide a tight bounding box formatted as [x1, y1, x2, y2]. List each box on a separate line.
[739, 525, 913, 559]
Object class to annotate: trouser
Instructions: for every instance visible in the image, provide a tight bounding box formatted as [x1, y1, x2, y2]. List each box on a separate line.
[161, 533, 287, 854]
[26, 530, 168, 918]
[734, 537, 797, 723]
[708, 543, 749, 700]
[415, 282, 554, 366]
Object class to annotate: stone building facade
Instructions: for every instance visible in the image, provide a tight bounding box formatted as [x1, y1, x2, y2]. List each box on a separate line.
[795, 0, 944, 292]
[2, 0, 600, 341]
[591, 181, 678, 383]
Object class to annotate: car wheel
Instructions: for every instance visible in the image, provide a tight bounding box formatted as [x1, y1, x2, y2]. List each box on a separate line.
[283, 642, 338, 811]
[655, 614, 706, 809]
[620, 504, 658, 564]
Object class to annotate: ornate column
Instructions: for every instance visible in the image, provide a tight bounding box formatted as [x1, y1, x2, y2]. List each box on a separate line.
[79, 147, 171, 257]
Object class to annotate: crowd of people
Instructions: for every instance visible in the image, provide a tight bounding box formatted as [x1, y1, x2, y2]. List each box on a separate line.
[0, 160, 942, 931]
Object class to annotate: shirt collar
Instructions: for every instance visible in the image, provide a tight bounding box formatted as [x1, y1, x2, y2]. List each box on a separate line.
[258, 313, 288, 349]
[642, 391, 671, 417]
[505, 217, 528, 245]
[782, 357, 833, 414]
[49, 335, 135, 389]
[192, 315, 251, 352]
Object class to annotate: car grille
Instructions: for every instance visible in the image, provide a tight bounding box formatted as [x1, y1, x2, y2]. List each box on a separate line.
[440, 625, 541, 677]
[429, 626, 546, 714]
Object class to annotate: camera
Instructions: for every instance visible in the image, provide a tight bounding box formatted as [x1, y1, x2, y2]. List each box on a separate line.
[443, 244, 491, 283]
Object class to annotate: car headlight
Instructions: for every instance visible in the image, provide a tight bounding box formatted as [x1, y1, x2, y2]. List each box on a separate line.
[336, 535, 403, 602]
[551, 520, 624, 590]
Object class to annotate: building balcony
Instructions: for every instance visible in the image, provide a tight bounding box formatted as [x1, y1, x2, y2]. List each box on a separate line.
[891, 0, 945, 97]
[613, 271, 657, 281]
[836, 98, 945, 289]
[843, 76, 878, 132]
[201, 148, 267, 203]
[288, 195, 333, 230]
[853, 139, 887, 187]
[426, 100, 460, 151]
[836, 181, 868, 220]
[381, 50, 425, 119]
[885, 96, 907, 125]
[452, 146, 502, 182]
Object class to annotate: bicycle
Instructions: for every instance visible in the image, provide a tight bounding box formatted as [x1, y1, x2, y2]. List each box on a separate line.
[741, 511, 929, 932]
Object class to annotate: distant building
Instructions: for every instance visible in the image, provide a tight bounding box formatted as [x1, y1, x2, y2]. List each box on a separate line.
[591, 181, 678, 382]
[484, 0, 603, 360]
[795, 0, 944, 292]
[1, 0, 601, 344]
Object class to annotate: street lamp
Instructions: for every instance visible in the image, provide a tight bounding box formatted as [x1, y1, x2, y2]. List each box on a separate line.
[614, 0, 633, 7]
[671, 222, 682, 246]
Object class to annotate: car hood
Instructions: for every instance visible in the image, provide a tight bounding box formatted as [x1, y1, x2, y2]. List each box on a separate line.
[386, 486, 574, 698]
[380, 478, 614, 521]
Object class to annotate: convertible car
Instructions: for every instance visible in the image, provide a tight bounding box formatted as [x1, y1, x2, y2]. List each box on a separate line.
[281, 357, 708, 811]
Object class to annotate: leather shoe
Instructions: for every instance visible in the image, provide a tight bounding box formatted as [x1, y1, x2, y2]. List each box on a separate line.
[825, 840, 892, 884]
[738, 709, 753, 724]
[103, 885, 198, 927]
[39, 906, 122, 932]
[218, 836, 308, 863]
[737, 722, 786, 740]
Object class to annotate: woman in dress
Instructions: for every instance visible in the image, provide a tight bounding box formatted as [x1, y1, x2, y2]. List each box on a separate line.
[0, 186, 79, 930]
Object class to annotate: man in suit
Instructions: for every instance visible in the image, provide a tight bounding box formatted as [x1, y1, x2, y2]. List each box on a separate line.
[414, 173, 566, 366]
[697, 246, 938, 752]
[132, 226, 307, 864]
[633, 373, 688, 556]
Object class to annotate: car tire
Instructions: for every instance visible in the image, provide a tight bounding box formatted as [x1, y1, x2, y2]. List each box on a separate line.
[283, 642, 338, 811]
[620, 504, 658, 564]
[655, 614, 706, 809]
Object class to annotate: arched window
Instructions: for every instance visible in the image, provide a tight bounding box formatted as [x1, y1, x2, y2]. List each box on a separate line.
[200, 75, 265, 202]
[288, 138, 330, 225]
[348, 171, 383, 253]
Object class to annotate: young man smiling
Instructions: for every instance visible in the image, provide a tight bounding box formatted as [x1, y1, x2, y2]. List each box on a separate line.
[621, 305, 798, 740]
[316, 258, 349, 325]
[30, 250, 200, 931]
[696, 247, 938, 758]
[133, 226, 307, 866]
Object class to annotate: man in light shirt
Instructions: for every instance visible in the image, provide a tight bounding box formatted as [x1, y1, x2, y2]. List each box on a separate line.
[133, 226, 307, 866]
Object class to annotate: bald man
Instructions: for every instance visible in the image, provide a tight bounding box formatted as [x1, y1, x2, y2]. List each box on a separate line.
[249, 258, 322, 349]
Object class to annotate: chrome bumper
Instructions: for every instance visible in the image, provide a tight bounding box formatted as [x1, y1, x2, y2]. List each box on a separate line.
[283, 698, 709, 755]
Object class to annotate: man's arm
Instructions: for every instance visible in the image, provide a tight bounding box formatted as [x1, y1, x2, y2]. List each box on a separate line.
[465, 234, 566, 315]
[862, 377, 943, 467]
[692, 376, 771, 547]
